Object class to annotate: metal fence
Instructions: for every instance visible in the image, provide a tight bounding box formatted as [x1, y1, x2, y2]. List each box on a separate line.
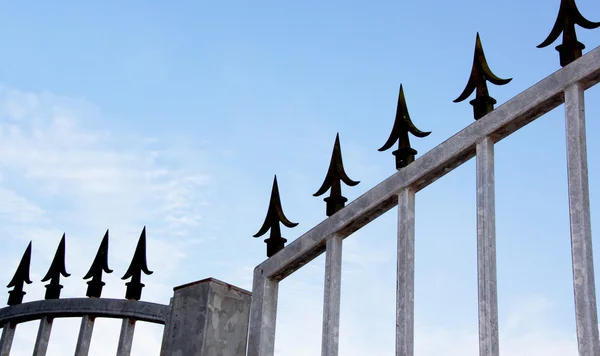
[0, 298, 169, 356]
[246, 44, 600, 356]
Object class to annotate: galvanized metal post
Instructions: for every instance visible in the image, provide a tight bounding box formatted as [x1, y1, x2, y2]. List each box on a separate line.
[74, 315, 95, 356]
[564, 83, 600, 356]
[116, 318, 136, 356]
[33, 316, 53, 356]
[247, 271, 279, 356]
[396, 188, 415, 356]
[476, 137, 499, 356]
[321, 234, 343, 356]
[161, 278, 251, 356]
[0, 322, 16, 356]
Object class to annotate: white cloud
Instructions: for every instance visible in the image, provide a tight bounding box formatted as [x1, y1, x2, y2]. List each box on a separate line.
[0, 85, 211, 356]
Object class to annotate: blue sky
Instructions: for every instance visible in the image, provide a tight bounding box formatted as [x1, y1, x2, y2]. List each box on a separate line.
[0, 0, 599, 355]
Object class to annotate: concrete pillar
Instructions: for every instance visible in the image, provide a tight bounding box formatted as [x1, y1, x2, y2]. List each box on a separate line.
[161, 278, 251, 356]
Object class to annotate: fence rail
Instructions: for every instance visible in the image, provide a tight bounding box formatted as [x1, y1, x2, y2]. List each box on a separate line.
[0, 298, 169, 356]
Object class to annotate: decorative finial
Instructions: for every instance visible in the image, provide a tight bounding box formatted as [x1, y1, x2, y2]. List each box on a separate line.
[253, 176, 298, 257]
[83, 230, 113, 298]
[379, 84, 431, 169]
[121, 227, 153, 300]
[538, 0, 600, 67]
[6, 242, 32, 306]
[41, 234, 71, 300]
[314, 133, 360, 216]
[454, 33, 512, 120]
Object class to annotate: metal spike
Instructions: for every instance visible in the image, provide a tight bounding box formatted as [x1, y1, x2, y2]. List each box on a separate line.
[538, 0, 600, 67]
[6, 242, 33, 306]
[41, 234, 71, 300]
[83, 230, 113, 298]
[454, 33, 512, 120]
[314, 133, 360, 216]
[121, 227, 153, 300]
[379, 84, 431, 170]
[253, 176, 298, 257]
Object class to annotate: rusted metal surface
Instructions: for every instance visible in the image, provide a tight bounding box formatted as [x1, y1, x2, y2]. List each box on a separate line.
[538, 0, 600, 67]
[253, 176, 298, 257]
[83, 230, 113, 298]
[74, 315, 95, 356]
[32, 316, 53, 356]
[0, 322, 16, 356]
[41, 234, 70, 300]
[121, 227, 153, 301]
[116, 318, 136, 356]
[314, 133, 360, 217]
[379, 85, 431, 169]
[6, 242, 32, 306]
[454, 33, 512, 120]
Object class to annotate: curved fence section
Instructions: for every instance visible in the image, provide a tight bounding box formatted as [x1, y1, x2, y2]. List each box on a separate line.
[0, 298, 170, 325]
[0, 298, 169, 356]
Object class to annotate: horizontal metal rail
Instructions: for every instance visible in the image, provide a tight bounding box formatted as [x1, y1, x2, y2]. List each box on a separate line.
[0, 298, 169, 326]
[256, 45, 600, 281]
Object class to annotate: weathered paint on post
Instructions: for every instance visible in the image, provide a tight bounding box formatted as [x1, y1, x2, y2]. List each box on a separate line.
[564, 83, 600, 356]
[476, 137, 499, 356]
[0, 322, 15, 356]
[32, 316, 53, 356]
[116, 318, 136, 356]
[74, 315, 95, 356]
[247, 271, 279, 356]
[161, 278, 251, 356]
[321, 234, 343, 356]
[396, 188, 415, 356]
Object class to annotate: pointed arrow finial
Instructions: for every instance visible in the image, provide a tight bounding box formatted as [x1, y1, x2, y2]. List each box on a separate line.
[379, 84, 431, 170]
[41, 234, 71, 300]
[253, 176, 298, 257]
[454, 33, 512, 120]
[7, 242, 33, 306]
[121, 227, 153, 300]
[538, 0, 600, 67]
[83, 230, 113, 298]
[314, 133, 360, 216]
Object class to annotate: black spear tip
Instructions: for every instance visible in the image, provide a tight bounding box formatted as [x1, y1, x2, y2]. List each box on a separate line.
[84, 230, 113, 298]
[314, 133, 360, 217]
[378, 85, 431, 169]
[253, 176, 298, 238]
[537, 0, 600, 67]
[454, 33, 512, 120]
[379, 85, 431, 153]
[121, 227, 153, 300]
[253, 176, 298, 257]
[41, 234, 71, 300]
[7, 242, 33, 306]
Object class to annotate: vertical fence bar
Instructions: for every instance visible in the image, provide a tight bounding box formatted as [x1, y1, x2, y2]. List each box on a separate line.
[74, 315, 95, 356]
[116, 318, 136, 356]
[159, 298, 173, 356]
[32, 316, 53, 356]
[247, 269, 279, 356]
[0, 322, 16, 356]
[564, 83, 600, 356]
[321, 234, 343, 356]
[396, 188, 415, 356]
[476, 137, 499, 356]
